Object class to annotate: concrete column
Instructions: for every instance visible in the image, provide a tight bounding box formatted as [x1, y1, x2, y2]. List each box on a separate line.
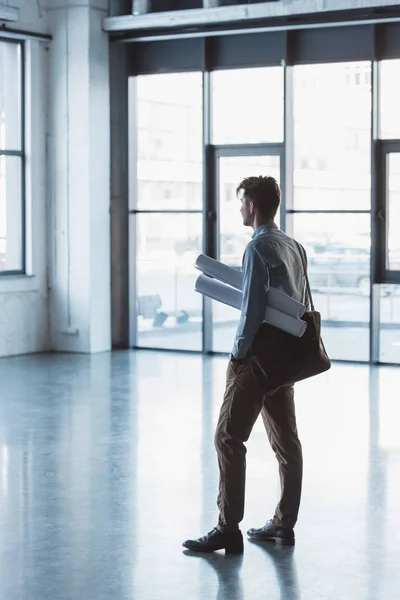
[48, 0, 111, 353]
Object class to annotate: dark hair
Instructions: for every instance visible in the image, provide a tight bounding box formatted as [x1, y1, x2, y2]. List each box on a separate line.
[236, 175, 281, 220]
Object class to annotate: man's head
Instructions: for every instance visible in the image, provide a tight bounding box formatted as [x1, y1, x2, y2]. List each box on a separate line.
[237, 175, 281, 229]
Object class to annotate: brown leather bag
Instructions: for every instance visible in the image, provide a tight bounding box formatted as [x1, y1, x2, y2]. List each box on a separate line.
[251, 242, 331, 391]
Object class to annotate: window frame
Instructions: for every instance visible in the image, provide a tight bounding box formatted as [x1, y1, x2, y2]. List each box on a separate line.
[376, 140, 400, 285]
[0, 37, 25, 276]
[123, 23, 400, 364]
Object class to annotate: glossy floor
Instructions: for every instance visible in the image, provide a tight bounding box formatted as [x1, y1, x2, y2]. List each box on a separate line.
[0, 351, 399, 600]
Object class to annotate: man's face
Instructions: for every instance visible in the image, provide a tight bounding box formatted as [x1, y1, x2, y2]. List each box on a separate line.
[239, 190, 254, 227]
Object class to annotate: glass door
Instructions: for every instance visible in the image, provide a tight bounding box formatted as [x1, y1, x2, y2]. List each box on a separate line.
[386, 152, 400, 273]
[211, 151, 282, 353]
[378, 145, 400, 363]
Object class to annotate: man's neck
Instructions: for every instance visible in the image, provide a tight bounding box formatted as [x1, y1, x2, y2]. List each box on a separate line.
[252, 218, 275, 232]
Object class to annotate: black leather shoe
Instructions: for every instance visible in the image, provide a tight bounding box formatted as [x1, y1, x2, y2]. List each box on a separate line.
[247, 520, 295, 546]
[182, 528, 244, 554]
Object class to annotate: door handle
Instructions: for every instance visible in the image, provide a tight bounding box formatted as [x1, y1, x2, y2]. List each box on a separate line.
[207, 210, 217, 221]
[376, 209, 385, 221]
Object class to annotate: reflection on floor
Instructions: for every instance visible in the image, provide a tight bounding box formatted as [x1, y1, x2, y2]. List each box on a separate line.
[0, 351, 399, 600]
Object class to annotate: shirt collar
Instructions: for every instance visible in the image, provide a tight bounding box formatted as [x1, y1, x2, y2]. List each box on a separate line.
[252, 223, 278, 239]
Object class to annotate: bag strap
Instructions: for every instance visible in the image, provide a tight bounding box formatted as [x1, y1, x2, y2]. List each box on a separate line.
[294, 241, 315, 312]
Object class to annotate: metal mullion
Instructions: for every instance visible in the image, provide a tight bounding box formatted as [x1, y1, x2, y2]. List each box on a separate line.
[130, 209, 202, 214]
[287, 209, 371, 214]
[381, 271, 400, 284]
[380, 141, 400, 284]
[202, 52, 213, 354]
[128, 76, 138, 347]
[283, 62, 294, 234]
[213, 143, 283, 158]
[371, 54, 381, 364]
[380, 140, 400, 151]
[20, 39, 26, 275]
[0, 270, 24, 277]
[0, 150, 23, 156]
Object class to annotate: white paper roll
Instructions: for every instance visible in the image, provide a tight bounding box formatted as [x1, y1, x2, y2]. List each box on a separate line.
[195, 253, 306, 318]
[195, 274, 307, 338]
[195, 274, 242, 310]
[264, 306, 307, 337]
[267, 288, 306, 319]
[195, 254, 243, 291]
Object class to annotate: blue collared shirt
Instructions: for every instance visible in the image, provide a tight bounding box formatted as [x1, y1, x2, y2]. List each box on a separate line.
[231, 223, 308, 360]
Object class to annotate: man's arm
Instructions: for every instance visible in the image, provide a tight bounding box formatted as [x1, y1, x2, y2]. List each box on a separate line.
[231, 245, 269, 360]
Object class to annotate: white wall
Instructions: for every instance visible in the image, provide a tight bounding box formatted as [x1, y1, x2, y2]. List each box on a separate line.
[0, 0, 111, 358]
[0, 2, 49, 358]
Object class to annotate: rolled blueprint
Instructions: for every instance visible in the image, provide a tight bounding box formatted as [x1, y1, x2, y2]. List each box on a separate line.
[264, 306, 307, 337]
[195, 253, 306, 318]
[195, 273, 242, 310]
[195, 274, 307, 338]
[267, 288, 306, 319]
[195, 254, 243, 291]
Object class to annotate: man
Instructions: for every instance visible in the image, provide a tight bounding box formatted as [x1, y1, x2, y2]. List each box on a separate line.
[183, 176, 306, 554]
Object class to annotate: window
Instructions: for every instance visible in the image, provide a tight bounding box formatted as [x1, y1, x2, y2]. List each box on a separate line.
[292, 213, 371, 361]
[293, 62, 371, 211]
[380, 60, 400, 140]
[134, 72, 203, 350]
[0, 40, 24, 274]
[292, 62, 372, 362]
[136, 72, 202, 211]
[135, 212, 203, 350]
[212, 67, 284, 144]
[386, 153, 400, 272]
[129, 40, 400, 365]
[379, 285, 400, 364]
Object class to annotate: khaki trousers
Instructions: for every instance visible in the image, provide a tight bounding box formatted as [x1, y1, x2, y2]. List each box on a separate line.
[215, 355, 303, 533]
